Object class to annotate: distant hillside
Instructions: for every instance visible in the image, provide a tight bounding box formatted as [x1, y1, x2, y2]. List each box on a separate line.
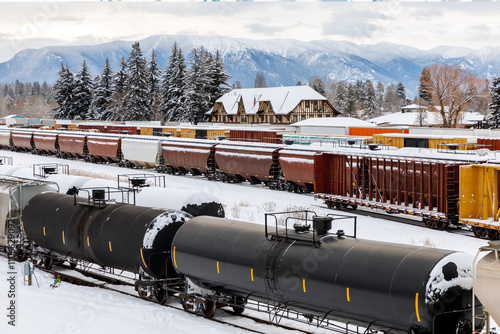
[1, 35, 500, 96]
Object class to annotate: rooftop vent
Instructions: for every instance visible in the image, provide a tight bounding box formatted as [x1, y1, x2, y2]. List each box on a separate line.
[313, 216, 333, 236]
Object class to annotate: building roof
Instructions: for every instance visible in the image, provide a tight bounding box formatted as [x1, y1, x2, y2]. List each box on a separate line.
[401, 104, 427, 110]
[214, 86, 329, 115]
[370, 111, 443, 127]
[291, 117, 375, 128]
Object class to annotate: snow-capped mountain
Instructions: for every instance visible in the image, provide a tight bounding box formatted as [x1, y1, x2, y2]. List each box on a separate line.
[1, 35, 499, 96]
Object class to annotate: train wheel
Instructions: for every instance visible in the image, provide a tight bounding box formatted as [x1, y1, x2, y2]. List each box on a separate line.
[423, 218, 432, 228]
[326, 201, 334, 209]
[472, 226, 487, 238]
[32, 254, 44, 267]
[436, 221, 447, 231]
[84, 156, 90, 163]
[125, 160, 132, 168]
[202, 300, 216, 319]
[454, 319, 472, 334]
[487, 229, 499, 240]
[335, 202, 343, 210]
[44, 257, 53, 270]
[14, 249, 26, 262]
[155, 288, 167, 304]
[232, 297, 245, 315]
[137, 285, 153, 300]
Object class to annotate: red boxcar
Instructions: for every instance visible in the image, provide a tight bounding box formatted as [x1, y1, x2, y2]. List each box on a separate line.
[11, 130, 34, 152]
[314, 152, 463, 228]
[78, 124, 107, 133]
[279, 148, 315, 192]
[161, 140, 217, 176]
[215, 143, 281, 184]
[229, 129, 282, 144]
[57, 132, 88, 159]
[32, 131, 58, 155]
[86, 134, 122, 163]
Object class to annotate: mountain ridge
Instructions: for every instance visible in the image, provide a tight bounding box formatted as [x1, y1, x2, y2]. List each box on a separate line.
[1, 35, 499, 96]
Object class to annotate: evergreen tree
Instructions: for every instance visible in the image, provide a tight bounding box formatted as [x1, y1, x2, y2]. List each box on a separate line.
[72, 60, 93, 120]
[361, 80, 377, 120]
[108, 56, 128, 120]
[309, 77, 326, 97]
[375, 81, 385, 115]
[53, 64, 75, 119]
[396, 82, 407, 106]
[185, 46, 213, 123]
[384, 83, 401, 114]
[208, 50, 231, 105]
[344, 83, 357, 118]
[487, 76, 500, 128]
[89, 58, 114, 120]
[333, 81, 348, 115]
[122, 42, 150, 121]
[254, 72, 267, 88]
[161, 42, 187, 121]
[418, 67, 432, 103]
[148, 49, 162, 121]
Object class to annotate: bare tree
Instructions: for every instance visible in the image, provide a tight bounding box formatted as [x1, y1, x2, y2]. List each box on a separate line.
[422, 63, 489, 128]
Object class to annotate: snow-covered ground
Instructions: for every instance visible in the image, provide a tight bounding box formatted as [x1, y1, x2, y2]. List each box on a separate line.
[0, 151, 496, 333]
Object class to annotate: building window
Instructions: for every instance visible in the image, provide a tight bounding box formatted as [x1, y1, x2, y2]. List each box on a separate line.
[301, 115, 306, 121]
[305, 100, 310, 108]
[223, 115, 226, 122]
[241, 115, 247, 123]
[314, 101, 318, 110]
[270, 115, 274, 123]
[293, 115, 297, 123]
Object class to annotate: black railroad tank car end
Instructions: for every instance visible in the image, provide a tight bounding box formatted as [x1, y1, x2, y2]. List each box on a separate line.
[22, 192, 192, 280]
[171, 216, 484, 334]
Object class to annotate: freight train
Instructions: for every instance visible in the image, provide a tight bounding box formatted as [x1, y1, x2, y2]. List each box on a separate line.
[6, 191, 497, 334]
[2, 127, 500, 239]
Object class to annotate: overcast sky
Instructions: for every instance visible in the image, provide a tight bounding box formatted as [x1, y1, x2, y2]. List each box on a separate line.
[0, 1, 500, 62]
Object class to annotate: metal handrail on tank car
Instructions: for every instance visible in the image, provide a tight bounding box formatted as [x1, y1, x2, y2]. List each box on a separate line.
[436, 143, 490, 155]
[117, 173, 166, 189]
[73, 186, 136, 207]
[32, 163, 69, 178]
[264, 210, 357, 245]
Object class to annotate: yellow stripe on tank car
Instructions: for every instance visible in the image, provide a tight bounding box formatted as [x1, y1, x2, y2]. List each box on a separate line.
[87, 236, 90, 247]
[347, 288, 350, 302]
[109, 241, 112, 252]
[217, 261, 220, 274]
[415, 293, 421, 322]
[173, 246, 177, 268]
[251, 268, 254, 282]
[62, 231, 65, 244]
[303, 279, 306, 293]
[43, 226, 46, 237]
[140, 248, 148, 268]
[21, 221, 27, 237]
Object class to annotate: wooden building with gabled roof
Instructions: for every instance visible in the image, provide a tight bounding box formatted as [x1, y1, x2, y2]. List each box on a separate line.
[207, 86, 340, 124]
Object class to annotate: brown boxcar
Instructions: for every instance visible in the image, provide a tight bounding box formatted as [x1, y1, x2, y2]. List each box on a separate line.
[229, 129, 283, 144]
[477, 138, 500, 151]
[11, 130, 34, 152]
[78, 124, 107, 133]
[160, 140, 217, 176]
[106, 125, 141, 135]
[314, 152, 464, 229]
[86, 134, 122, 163]
[215, 143, 282, 184]
[32, 131, 58, 155]
[57, 132, 88, 159]
[279, 148, 315, 192]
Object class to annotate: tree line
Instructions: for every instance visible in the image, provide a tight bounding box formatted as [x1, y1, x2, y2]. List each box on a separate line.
[0, 81, 55, 118]
[53, 42, 231, 122]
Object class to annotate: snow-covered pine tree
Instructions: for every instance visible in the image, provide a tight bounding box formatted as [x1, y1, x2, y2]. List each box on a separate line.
[107, 56, 128, 121]
[375, 81, 385, 115]
[53, 64, 75, 119]
[71, 60, 93, 120]
[122, 42, 150, 121]
[161, 42, 187, 121]
[487, 76, 500, 128]
[384, 83, 400, 114]
[89, 58, 114, 120]
[208, 50, 231, 106]
[396, 82, 408, 106]
[333, 81, 348, 115]
[309, 77, 326, 97]
[148, 49, 163, 121]
[185, 46, 213, 123]
[361, 80, 377, 120]
[345, 83, 357, 118]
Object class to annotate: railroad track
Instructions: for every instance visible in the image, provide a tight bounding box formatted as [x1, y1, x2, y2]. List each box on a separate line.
[22, 260, 320, 334]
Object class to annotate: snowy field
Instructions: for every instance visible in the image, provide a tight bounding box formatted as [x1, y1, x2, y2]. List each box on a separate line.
[0, 150, 496, 333]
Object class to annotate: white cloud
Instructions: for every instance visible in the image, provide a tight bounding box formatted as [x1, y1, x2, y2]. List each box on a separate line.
[0, 2, 500, 62]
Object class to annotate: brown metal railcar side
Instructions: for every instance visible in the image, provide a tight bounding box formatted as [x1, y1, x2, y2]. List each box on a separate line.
[106, 125, 140, 135]
[57, 133, 88, 159]
[32, 131, 58, 155]
[86, 135, 122, 163]
[314, 152, 463, 228]
[215, 144, 282, 184]
[11, 130, 34, 152]
[279, 149, 315, 192]
[229, 129, 282, 144]
[160, 141, 217, 176]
